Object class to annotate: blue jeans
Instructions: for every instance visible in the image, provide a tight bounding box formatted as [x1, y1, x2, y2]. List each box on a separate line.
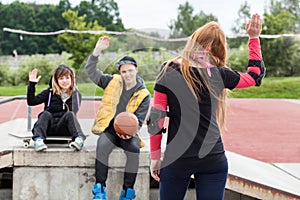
[159, 160, 228, 200]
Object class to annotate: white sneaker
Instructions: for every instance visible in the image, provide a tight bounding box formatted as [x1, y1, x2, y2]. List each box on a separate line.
[34, 138, 47, 152]
[69, 136, 84, 151]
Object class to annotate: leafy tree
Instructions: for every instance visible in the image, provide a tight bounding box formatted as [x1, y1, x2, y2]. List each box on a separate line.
[0, 2, 36, 55]
[0, 1, 70, 55]
[229, 0, 300, 76]
[0, 0, 125, 56]
[33, 3, 70, 54]
[269, 0, 300, 33]
[232, 1, 251, 34]
[57, 10, 106, 70]
[227, 43, 248, 72]
[76, 0, 125, 31]
[262, 6, 300, 76]
[169, 1, 218, 38]
[228, 1, 251, 48]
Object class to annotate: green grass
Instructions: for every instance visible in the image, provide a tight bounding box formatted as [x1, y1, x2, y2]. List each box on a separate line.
[0, 77, 299, 99]
[0, 82, 156, 97]
[229, 77, 300, 99]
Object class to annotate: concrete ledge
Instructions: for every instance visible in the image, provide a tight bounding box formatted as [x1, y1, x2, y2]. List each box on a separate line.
[13, 166, 149, 200]
[0, 119, 151, 199]
[0, 151, 13, 168]
[10, 126, 151, 200]
[13, 147, 149, 167]
[226, 151, 300, 199]
[2, 119, 300, 200]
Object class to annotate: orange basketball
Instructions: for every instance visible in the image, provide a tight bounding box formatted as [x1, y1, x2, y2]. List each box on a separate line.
[114, 112, 139, 136]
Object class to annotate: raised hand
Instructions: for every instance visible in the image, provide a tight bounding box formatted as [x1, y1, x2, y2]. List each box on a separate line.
[245, 13, 262, 38]
[92, 36, 110, 56]
[29, 68, 41, 83]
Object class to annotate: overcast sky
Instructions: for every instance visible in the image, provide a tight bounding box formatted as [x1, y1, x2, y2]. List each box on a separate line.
[2, 0, 268, 35]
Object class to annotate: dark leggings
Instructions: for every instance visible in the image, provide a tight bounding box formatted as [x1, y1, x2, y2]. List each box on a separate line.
[32, 111, 85, 140]
[159, 160, 228, 200]
[95, 130, 140, 190]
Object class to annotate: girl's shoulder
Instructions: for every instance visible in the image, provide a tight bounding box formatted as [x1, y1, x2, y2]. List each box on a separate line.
[216, 66, 239, 76]
[40, 87, 52, 94]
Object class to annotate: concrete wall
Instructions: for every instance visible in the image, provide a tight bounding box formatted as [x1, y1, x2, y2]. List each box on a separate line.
[12, 141, 150, 200]
[13, 167, 149, 200]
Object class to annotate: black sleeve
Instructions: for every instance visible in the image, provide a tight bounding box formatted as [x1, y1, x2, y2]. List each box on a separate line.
[218, 67, 241, 90]
[27, 82, 49, 106]
[154, 83, 167, 94]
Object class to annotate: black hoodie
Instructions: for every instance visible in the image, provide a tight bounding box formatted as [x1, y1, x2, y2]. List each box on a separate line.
[27, 80, 82, 118]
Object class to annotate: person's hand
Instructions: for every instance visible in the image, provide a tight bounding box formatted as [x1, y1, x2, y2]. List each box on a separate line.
[116, 132, 132, 140]
[150, 159, 161, 182]
[245, 13, 262, 38]
[92, 36, 110, 56]
[29, 68, 41, 83]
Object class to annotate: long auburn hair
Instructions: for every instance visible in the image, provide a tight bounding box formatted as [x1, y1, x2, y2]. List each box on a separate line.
[51, 64, 76, 96]
[158, 21, 228, 131]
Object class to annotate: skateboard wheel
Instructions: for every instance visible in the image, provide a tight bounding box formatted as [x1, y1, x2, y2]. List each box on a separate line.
[23, 142, 29, 148]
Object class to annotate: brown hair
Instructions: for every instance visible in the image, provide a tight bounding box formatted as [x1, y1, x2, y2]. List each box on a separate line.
[158, 21, 228, 131]
[51, 64, 76, 96]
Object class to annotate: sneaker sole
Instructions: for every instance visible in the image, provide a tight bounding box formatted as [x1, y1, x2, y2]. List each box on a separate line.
[35, 146, 47, 152]
[69, 142, 82, 151]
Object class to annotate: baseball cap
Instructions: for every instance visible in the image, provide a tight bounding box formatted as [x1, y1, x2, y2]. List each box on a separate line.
[116, 56, 137, 70]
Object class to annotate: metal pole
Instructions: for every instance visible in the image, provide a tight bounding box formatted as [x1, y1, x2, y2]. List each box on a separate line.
[27, 106, 32, 131]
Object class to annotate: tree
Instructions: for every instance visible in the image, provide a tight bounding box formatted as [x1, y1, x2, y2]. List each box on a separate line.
[228, 0, 300, 76]
[33, 3, 70, 54]
[0, 0, 125, 55]
[76, 0, 125, 31]
[228, 1, 251, 48]
[268, 0, 300, 33]
[57, 10, 106, 70]
[169, 2, 218, 38]
[0, 1, 70, 55]
[231, 1, 251, 34]
[0, 2, 37, 55]
[262, 3, 300, 76]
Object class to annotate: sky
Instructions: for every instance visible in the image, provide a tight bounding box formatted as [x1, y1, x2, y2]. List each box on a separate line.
[2, 0, 269, 35]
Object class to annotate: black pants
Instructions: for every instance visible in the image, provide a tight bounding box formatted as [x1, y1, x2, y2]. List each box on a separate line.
[32, 111, 85, 140]
[95, 130, 140, 190]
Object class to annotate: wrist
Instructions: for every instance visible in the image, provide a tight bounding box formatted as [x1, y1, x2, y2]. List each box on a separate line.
[92, 50, 101, 57]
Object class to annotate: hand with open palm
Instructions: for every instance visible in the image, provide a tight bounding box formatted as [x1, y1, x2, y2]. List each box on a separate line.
[29, 68, 42, 83]
[246, 13, 262, 38]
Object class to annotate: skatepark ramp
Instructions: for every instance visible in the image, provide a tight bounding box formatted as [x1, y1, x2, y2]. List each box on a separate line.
[0, 96, 300, 199]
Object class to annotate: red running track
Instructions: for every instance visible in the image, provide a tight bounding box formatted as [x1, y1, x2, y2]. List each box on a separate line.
[1, 97, 299, 163]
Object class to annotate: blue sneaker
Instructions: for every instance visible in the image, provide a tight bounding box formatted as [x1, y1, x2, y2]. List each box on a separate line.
[119, 188, 135, 200]
[69, 136, 84, 150]
[34, 137, 47, 152]
[92, 183, 107, 200]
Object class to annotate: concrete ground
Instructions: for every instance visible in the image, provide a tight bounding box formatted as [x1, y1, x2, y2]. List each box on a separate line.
[0, 97, 300, 199]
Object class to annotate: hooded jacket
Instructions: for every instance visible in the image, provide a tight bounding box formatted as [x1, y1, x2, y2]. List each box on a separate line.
[85, 55, 151, 147]
[92, 74, 150, 134]
[27, 81, 81, 118]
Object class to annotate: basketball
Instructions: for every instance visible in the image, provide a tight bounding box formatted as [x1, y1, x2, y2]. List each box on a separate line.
[114, 112, 139, 136]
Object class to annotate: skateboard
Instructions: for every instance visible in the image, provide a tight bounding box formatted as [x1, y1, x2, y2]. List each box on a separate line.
[8, 133, 73, 148]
